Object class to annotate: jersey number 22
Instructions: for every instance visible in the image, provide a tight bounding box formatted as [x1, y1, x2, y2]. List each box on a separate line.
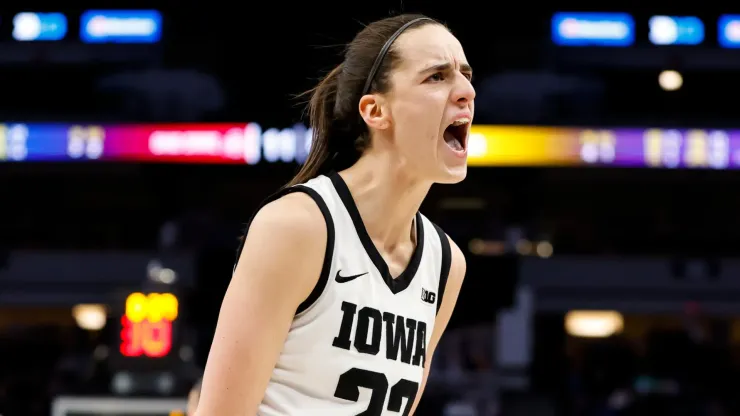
[334, 367, 419, 415]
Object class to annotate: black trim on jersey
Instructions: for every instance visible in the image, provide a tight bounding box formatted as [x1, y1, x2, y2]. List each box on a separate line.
[431, 222, 452, 315]
[328, 171, 424, 295]
[234, 185, 335, 315]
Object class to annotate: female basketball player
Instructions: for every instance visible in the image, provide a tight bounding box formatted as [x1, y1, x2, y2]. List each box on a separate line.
[196, 14, 473, 416]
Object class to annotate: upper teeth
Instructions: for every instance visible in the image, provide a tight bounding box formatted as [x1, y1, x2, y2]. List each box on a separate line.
[451, 118, 470, 126]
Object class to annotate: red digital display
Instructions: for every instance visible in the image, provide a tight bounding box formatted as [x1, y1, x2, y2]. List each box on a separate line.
[120, 315, 173, 357]
[119, 292, 178, 358]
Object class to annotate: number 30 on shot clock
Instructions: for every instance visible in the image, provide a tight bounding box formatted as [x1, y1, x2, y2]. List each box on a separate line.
[120, 292, 178, 358]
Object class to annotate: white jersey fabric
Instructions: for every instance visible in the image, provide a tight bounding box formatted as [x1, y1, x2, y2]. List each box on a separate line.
[237, 172, 451, 416]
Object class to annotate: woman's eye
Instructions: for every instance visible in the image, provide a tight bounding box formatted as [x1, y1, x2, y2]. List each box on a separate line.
[427, 72, 444, 82]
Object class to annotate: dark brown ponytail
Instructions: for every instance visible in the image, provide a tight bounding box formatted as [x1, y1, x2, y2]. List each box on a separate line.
[286, 64, 343, 187]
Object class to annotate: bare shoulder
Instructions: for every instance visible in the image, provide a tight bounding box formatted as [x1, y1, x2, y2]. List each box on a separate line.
[197, 190, 330, 415]
[446, 235, 467, 286]
[247, 191, 327, 243]
[425, 232, 467, 353]
[233, 190, 328, 305]
[435, 234, 466, 327]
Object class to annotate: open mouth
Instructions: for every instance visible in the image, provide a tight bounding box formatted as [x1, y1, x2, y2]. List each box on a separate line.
[443, 119, 470, 152]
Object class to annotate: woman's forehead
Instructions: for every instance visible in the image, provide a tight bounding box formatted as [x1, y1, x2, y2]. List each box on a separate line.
[393, 25, 468, 72]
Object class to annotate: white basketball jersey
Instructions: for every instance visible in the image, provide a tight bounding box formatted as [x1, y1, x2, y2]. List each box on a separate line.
[238, 172, 451, 416]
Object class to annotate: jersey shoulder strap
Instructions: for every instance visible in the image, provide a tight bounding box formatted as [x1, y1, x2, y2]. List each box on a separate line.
[234, 181, 335, 314]
[424, 216, 452, 314]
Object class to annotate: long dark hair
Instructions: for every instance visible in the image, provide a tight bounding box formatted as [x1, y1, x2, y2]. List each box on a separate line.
[286, 14, 440, 187]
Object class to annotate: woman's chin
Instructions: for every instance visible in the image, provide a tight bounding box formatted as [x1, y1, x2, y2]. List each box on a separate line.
[436, 163, 467, 184]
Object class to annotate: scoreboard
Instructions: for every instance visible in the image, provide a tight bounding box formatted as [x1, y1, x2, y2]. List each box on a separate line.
[466, 126, 739, 169]
[0, 122, 311, 164]
[110, 291, 183, 371]
[3, 121, 740, 169]
[120, 292, 178, 359]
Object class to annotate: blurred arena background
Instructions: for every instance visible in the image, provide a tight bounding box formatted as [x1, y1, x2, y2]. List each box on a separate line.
[1, 1, 739, 415]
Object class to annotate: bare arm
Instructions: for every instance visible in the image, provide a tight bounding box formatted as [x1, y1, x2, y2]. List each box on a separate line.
[194, 193, 327, 416]
[410, 235, 466, 415]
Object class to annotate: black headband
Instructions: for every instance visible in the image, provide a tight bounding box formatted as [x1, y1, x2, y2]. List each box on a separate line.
[361, 17, 433, 95]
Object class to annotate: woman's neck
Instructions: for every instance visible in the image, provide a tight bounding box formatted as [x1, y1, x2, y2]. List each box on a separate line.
[339, 151, 431, 252]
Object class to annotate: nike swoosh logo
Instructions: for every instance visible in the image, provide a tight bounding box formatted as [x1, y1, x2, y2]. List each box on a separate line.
[335, 270, 368, 283]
